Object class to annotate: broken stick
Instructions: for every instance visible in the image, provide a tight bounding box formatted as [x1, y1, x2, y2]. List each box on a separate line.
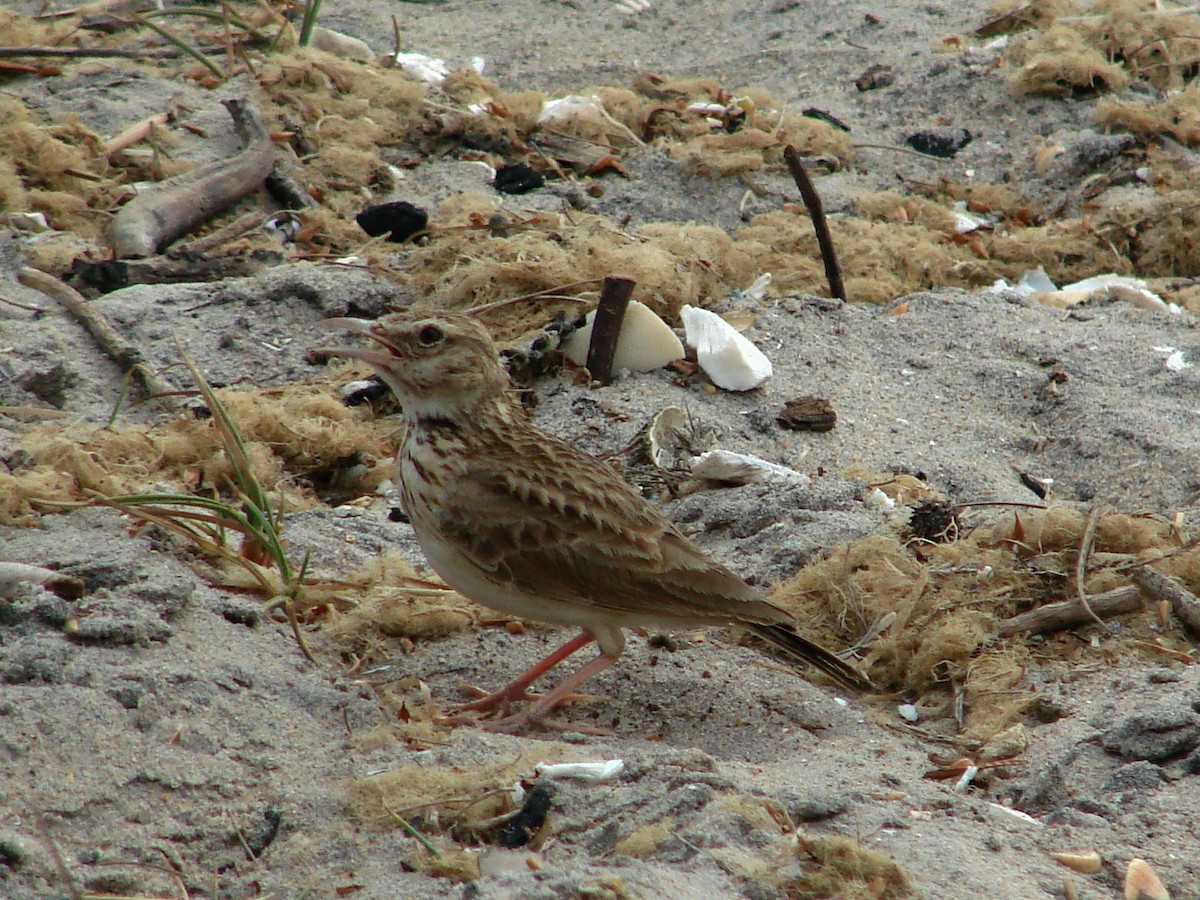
[106, 97, 276, 258]
[1131, 566, 1200, 639]
[18, 267, 175, 401]
[997, 585, 1143, 637]
[783, 144, 845, 301]
[585, 275, 635, 386]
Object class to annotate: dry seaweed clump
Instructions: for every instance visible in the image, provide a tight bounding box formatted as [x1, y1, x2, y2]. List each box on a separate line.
[1006, 24, 1129, 96]
[785, 833, 914, 899]
[999, 0, 1200, 94]
[1097, 83, 1200, 147]
[769, 506, 1193, 740]
[0, 383, 391, 525]
[0, 95, 117, 238]
[322, 554, 477, 660]
[402, 193, 758, 327]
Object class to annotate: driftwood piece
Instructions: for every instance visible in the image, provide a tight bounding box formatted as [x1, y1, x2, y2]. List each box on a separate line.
[18, 266, 175, 400]
[998, 586, 1143, 636]
[73, 249, 283, 291]
[106, 97, 275, 258]
[1132, 567, 1200, 639]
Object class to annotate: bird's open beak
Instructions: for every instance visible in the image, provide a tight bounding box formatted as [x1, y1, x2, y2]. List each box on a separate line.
[314, 317, 401, 369]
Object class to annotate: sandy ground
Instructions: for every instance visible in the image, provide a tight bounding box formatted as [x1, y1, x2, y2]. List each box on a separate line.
[3, 0, 1200, 898]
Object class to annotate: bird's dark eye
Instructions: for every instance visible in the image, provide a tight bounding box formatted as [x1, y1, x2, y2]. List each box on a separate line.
[417, 324, 444, 346]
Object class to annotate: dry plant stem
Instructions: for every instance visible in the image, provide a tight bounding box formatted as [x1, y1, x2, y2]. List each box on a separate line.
[106, 97, 276, 258]
[1131, 566, 1200, 639]
[585, 275, 635, 385]
[783, 144, 845, 301]
[997, 585, 1143, 637]
[167, 210, 268, 257]
[17, 267, 175, 401]
[1075, 505, 1108, 629]
[105, 112, 171, 156]
[0, 45, 199, 60]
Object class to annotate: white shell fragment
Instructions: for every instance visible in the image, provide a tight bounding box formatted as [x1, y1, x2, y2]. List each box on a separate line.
[538, 95, 604, 128]
[309, 27, 374, 61]
[1153, 346, 1191, 372]
[392, 52, 450, 84]
[680, 304, 773, 391]
[562, 301, 684, 373]
[990, 268, 1180, 315]
[534, 760, 625, 782]
[690, 450, 809, 486]
[897, 703, 919, 723]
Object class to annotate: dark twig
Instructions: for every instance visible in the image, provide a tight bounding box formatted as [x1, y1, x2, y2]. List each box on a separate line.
[585, 275, 635, 385]
[1131, 567, 1200, 639]
[783, 145, 845, 301]
[1075, 505, 1108, 629]
[0, 45, 213, 60]
[998, 586, 1142, 637]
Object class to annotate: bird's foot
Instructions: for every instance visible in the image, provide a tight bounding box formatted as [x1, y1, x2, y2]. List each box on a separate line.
[449, 682, 542, 715]
[468, 711, 614, 736]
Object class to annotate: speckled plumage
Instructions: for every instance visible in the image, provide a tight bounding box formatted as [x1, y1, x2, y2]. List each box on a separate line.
[323, 311, 869, 729]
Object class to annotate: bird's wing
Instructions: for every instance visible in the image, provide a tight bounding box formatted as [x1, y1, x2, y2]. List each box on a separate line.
[435, 432, 784, 625]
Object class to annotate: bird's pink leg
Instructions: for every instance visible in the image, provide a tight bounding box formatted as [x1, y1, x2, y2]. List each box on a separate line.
[490, 646, 622, 732]
[452, 631, 596, 714]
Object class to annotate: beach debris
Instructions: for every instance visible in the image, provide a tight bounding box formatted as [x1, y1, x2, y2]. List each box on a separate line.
[904, 499, 961, 543]
[690, 450, 808, 487]
[0, 561, 84, 600]
[1050, 851, 1103, 876]
[680, 304, 772, 391]
[783, 144, 845, 301]
[897, 703, 919, 723]
[562, 300, 683, 374]
[729, 272, 772, 303]
[1131, 567, 1200, 639]
[1124, 858, 1170, 900]
[1152, 346, 1190, 373]
[998, 585, 1143, 637]
[991, 268, 1180, 314]
[492, 163, 544, 194]
[106, 98, 276, 258]
[906, 127, 972, 158]
[355, 201, 429, 243]
[533, 759, 624, 782]
[584, 275, 636, 384]
[855, 63, 894, 91]
[537, 94, 643, 146]
[391, 52, 450, 84]
[308, 26, 374, 62]
[986, 803, 1041, 826]
[777, 396, 836, 432]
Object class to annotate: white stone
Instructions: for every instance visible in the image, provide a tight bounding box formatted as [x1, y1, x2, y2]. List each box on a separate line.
[562, 300, 683, 373]
[680, 304, 773, 391]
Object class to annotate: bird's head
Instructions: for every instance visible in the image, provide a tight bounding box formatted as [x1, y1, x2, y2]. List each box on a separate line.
[318, 312, 510, 419]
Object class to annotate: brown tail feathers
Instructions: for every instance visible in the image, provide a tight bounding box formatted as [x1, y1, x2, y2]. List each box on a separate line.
[748, 622, 872, 692]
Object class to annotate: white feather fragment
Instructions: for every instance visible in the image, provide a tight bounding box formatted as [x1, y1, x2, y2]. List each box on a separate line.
[690, 450, 809, 486]
[534, 760, 625, 782]
[392, 52, 449, 84]
[562, 300, 683, 373]
[680, 304, 773, 391]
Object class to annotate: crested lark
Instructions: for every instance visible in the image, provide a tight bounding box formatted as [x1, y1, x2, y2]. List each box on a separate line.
[322, 311, 871, 731]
